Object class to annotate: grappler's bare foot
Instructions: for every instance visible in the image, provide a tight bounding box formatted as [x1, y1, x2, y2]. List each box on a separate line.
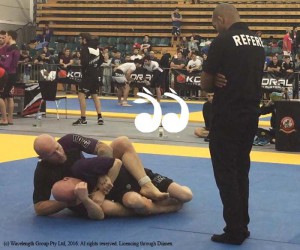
[140, 182, 169, 201]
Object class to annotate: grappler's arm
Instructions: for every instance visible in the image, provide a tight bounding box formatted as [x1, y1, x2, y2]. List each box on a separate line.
[90, 191, 134, 218]
[34, 200, 68, 216]
[107, 158, 122, 184]
[74, 182, 105, 220]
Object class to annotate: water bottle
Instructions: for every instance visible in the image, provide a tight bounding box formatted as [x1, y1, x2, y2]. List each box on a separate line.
[36, 113, 42, 127]
[288, 88, 293, 100]
[23, 73, 27, 83]
[26, 73, 30, 83]
[158, 125, 164, 138]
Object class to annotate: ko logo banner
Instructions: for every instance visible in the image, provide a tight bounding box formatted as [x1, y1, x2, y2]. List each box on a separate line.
[134, 88, 189, 133]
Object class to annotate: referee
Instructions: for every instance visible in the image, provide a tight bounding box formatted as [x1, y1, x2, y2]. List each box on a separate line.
[201, 3, 265, 245]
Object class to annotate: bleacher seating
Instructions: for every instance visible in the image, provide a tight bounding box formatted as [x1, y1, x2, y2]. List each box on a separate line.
[36, 0, 300, 55]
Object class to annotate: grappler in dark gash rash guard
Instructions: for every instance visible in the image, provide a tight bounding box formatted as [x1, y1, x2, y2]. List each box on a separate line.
[51, 158, 193, 220]
[33, 134, 169, 216]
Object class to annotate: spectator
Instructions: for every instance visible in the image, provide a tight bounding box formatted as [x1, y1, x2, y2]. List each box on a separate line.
[72, 51, 81, 66]
[140, 35, 152, 52]
[294, 53, 300, 71]
[149, 51, 158, 62]
[42, 23, 53, 43]
[60, 48, 73, 69]
[42, 46, 51, 61]
[101, 52, 112, 95]
[291, 26, 298, 56]
[130, 48, 142, 61]
[60, 48, 74, 93]
[186, 52, 202, 73]
[34, 52, 49, 64]
[171, 8, 182, 47]
[0, 30, 8, 55]
[111, 50, 124, 69]
[283, 29, 292, 56]
[188, 36, 199, 53]
[124, 55, 131, 62]
[170, 51, 186, 89]
[267, 55, 281, 73]
[0, 30, 20, 125]
[19, 50, 32, 63]
[281, 55, 294, 74]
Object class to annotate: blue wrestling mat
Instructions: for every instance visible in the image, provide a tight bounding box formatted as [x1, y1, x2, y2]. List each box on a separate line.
[46, 97, 272, 125]
[1, 153, 300, 250]
[47, 97, 203, 115]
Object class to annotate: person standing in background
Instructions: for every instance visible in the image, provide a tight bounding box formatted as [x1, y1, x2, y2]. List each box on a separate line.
[171, 8, 182, 47]
[0, 30, 20, 125]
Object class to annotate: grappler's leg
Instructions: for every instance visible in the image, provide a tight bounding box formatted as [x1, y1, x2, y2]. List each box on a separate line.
[110, 136, 169, 201]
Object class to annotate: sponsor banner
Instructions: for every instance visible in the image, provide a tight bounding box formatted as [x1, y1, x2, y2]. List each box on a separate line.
[261, 72, 295, 91]
[172, 69, 201, 91]
[22, 83, 45, 116]
[57, 66, 82, 85]
[130, 68, 153, 88]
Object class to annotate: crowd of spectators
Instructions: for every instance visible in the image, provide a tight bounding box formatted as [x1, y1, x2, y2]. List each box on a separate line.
[14, 26, 300, 100]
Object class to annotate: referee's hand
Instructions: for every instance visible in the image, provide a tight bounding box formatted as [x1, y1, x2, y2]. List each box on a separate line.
[215, 73, 227, 88]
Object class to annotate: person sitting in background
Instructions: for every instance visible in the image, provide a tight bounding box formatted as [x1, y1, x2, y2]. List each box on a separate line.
[188, 36, 199, 53]
[42, 24, 53, 43]
[59, 48, 73, 69]
[254, 92, 281, 146]
[72, 51, 81, 66]
[170, 51, 186, 89]
[140, 35, 152, 52]
[59, 48, 74, 93]
[34, 52, 49, 65]
[281, 55, 294, 74]
[267, 55, 281, 73]
[194, 92, 213, 140]
[19, 50, 32, 63]
[149, 51, 159, 62]
[130, 48, 143, 61]
[186, 52, 202, 73]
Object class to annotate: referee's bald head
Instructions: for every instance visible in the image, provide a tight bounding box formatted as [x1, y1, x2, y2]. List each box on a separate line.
[212, 3, 240, 33]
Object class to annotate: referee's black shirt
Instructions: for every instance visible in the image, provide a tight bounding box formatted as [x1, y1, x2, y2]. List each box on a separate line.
[203, 22, 265, 124]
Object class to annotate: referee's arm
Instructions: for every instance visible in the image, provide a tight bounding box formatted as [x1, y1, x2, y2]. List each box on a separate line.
[201, 72, 227, 92]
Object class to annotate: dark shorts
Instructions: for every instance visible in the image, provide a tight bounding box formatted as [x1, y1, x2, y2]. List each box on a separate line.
[172, 27, 181, 36]
[106, 168, 173, 205]
[0, 72, 7, 92]
[112, 69, 127, 88]
[150, 69, 163, 88]
[0, 74, 17, 99]
[78, 70, 101, 95]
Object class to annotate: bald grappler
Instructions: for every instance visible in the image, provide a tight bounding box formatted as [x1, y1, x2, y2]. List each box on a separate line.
[33, 134, 169, 216]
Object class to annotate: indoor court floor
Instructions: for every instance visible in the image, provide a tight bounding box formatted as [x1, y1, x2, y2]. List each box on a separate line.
[0, 96, 299, 250]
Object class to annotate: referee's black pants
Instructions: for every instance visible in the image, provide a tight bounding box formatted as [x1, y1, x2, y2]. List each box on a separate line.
[209, 114, 258, 234]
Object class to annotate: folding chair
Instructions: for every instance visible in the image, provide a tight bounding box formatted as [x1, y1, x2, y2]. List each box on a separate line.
[38, 80, 67, 121]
